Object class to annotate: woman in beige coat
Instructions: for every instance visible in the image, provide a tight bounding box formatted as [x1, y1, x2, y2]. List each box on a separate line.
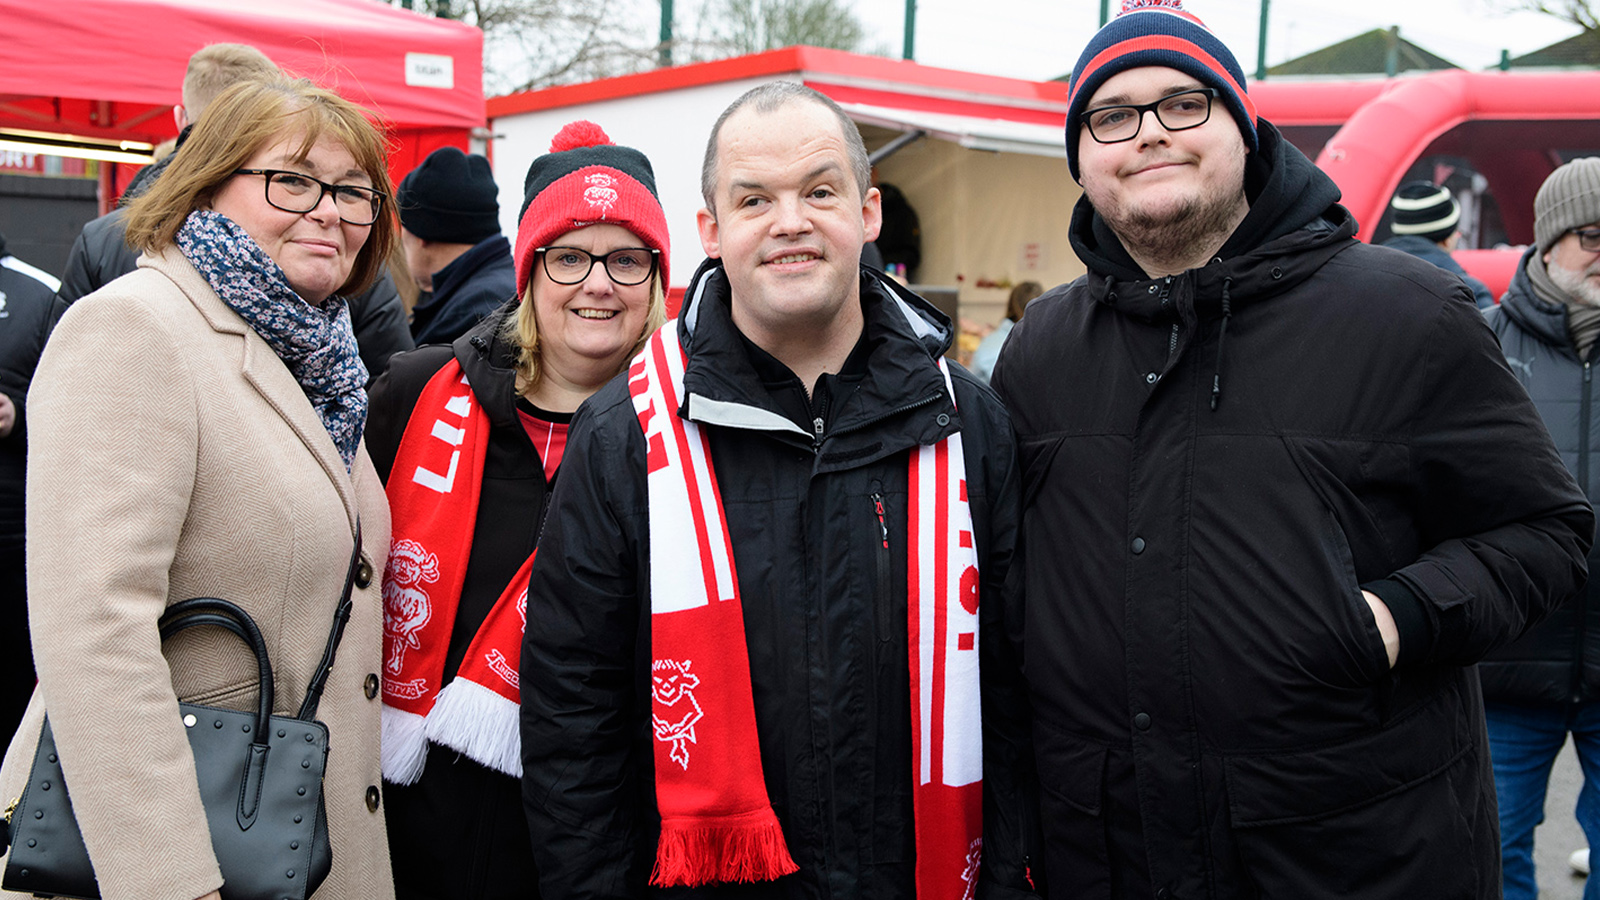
[0, 79, 396, 900]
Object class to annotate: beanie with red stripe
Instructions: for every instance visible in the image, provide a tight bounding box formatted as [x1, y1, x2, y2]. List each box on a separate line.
[513, 120, 671, 298]
[1065, 0, 1257, 182]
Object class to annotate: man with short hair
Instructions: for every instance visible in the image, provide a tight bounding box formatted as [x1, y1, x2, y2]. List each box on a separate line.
[55, 43, 413, 378]
[992, 2, 1592, 897]
[396, 146, 515, 345]
[1382, 180, 1495, 308]
[521, 82, 1040, 899]
[1481, 156, 1600, 900]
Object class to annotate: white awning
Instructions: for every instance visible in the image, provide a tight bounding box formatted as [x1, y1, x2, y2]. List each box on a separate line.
[839, 101, 1067, 159]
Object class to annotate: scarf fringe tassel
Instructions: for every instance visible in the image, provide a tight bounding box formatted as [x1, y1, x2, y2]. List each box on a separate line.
[650, 811, 800, 887]
[380, 704, 428, 785]
[423, 678, 522, 778]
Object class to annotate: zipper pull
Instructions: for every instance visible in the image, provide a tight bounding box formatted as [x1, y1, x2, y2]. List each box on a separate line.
[813, 416, 825, 447]
[872, 492, 889, 548]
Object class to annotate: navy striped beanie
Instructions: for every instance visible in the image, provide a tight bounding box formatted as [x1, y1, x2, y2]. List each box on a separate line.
[1066, 0, 1257, 182]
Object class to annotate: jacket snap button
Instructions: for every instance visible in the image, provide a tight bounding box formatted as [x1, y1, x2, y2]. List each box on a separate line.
[1134, 712, 1152, 730]
[365, 673, 380, 699]
[936, 413, 950, 426]
[1131, 537, 1146, 554]
[1145, 372, 1157, 384]
[355, 560, 373, 589]
[1156, 889, 1172, 900]
[366, 785, 381, 812]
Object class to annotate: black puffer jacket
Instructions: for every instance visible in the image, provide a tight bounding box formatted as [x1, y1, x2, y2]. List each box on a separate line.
[1481, 247, 1600, 705]
[993, 122, 1591, 900]
[366, 299, 548, 900]
[521, 262, 1039, 900]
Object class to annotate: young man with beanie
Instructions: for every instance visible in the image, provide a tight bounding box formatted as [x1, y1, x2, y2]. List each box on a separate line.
[991, 1, 1592, 897]
[1481, 156, 1600, 900]
[521, 82, 1042, 899]
[1381, 180, 1495, 308]
[397, 146, 516, 345]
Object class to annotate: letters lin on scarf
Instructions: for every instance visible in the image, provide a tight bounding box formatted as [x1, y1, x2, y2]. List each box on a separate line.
[381, 360, 534, 784]
[629, 326, 983, 896]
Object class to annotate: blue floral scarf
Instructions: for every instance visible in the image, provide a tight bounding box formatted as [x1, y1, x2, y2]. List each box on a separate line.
[176, 209, 368, 471]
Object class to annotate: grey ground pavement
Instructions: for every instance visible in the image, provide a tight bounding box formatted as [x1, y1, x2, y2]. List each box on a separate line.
[1535, 741, 1588, 900]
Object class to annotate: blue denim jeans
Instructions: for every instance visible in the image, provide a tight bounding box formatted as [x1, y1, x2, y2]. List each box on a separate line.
[1485, 700, 1600, 900]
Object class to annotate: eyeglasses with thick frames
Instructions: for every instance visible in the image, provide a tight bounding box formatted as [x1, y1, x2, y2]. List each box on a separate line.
[1080, 88, 1220, 145]
[537, 246, 659, 286]
[231, 169, 386, 226]
[1572, 227, 1600, 254]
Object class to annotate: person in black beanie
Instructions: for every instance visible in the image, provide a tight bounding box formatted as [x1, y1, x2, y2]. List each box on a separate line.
[398, 146, 517, 345]
[1381, 180, 1496, 308]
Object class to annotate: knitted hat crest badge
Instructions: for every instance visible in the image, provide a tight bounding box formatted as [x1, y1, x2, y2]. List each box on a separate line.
[584, 172, 619, 214]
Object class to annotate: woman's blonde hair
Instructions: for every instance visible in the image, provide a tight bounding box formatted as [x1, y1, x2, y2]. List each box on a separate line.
[124, 78, 397, 299]
[504, 269, 668, 395]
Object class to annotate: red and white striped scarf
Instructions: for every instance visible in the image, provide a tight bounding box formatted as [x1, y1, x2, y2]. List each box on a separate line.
[629, 326, 983, 895]
[380, 359, 533, 784]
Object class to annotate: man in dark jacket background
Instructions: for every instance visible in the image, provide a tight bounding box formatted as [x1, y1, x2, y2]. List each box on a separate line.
[992, 3, 1592, 898]
[0, 233, 64, 743]
[396, 147, 516, 346]
[1482, 156, 1600, 900]
[54, 43, 414, 380]
[521, 83, 1040, 899]
[1380, 180, 1496, 309]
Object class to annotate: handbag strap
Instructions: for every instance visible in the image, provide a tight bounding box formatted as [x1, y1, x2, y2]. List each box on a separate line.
[296, 520, 363, 722]
[158, 599, 275, 736]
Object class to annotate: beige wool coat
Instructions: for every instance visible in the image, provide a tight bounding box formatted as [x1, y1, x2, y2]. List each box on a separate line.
[0, 248, 395, 900]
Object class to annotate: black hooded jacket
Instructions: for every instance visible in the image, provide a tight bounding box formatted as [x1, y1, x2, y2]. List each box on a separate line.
[993, 121, 1591, 899]
[1481, 247, 1600, 705]
[520, 262, 1039, 900]
[366, 299, 548, 900]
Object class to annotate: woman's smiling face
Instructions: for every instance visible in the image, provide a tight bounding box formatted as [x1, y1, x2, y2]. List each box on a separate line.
[530, 222, 657, 380]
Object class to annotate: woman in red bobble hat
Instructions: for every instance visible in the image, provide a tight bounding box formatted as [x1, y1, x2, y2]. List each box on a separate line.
[365, 121, 670, 899]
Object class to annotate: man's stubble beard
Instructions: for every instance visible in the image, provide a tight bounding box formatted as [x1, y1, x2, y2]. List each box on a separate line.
[1087, 146, 1250, 269]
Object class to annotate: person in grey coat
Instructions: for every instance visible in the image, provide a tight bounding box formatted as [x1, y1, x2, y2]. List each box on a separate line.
[1482, 156, 1600, 900]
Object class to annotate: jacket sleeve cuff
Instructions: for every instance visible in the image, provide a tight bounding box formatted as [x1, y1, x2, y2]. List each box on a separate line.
[1362, 577, 1431, 666]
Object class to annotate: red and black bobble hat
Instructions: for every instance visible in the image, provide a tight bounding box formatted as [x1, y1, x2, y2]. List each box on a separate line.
[1065, 0, 1258, 182]
[512, 120, 671, 298]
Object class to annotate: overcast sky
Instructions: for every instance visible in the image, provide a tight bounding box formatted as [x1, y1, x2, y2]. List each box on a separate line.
[792, 0, 1585, 83]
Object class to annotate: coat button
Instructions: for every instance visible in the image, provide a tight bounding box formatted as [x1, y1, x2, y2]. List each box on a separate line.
[365, 785, 381, 812]
[354, 560, 374, 589]
[1156, 889, 1172, 900]
[1131, 537, 1146, 554]
[936, 413, 950, 426]
[1134, 712, 1152, 730]
[364, 673, 380, 700]
[1145, 372, 1157, 384]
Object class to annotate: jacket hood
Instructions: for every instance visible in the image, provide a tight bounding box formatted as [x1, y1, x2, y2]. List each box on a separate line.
[672, 257, 960, 456]
[1498, 245, 1574, 352]
[1069, 118, 1348, 290]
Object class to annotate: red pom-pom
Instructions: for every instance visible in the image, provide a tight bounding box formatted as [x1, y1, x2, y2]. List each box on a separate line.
[550, 120, 614, 153]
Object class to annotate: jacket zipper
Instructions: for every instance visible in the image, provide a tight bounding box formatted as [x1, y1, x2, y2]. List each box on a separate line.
[1159, 277, 1178, 365]
[871, 491, 892, 639]
[1574, 361, 1593, 703]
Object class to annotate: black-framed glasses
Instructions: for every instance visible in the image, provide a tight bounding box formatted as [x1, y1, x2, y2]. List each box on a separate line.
[231, 168, 386, 226]
[1572, 227, 1600, 254]
[537, 246, 659, 286]
[1080, 88, 1220, 144]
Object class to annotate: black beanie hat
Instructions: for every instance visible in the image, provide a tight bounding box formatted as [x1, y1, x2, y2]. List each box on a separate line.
[1389, 181, 1460, 244]
[397, 147, 501, 244]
